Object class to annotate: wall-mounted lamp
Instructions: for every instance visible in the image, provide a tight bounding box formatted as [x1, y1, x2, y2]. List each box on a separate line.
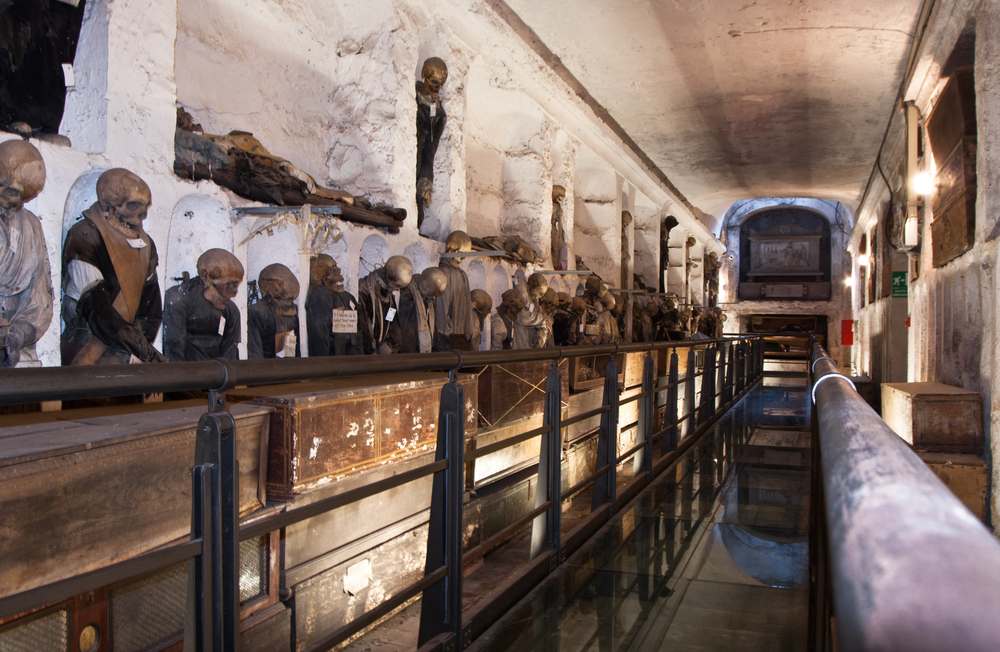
[911, 170, 936, 198]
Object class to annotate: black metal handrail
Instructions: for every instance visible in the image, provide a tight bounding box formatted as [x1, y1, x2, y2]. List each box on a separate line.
[810, 342, 1000, 652]
[0, 336, 765, 651]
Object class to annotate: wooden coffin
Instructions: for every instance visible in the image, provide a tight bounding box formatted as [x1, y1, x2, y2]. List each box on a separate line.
[881, 382, 982, 453]
[230, 373, 477, 501]
[920, 452, 987, 522]
[477, 359, 568, 427]
[0, 402, 269, 599]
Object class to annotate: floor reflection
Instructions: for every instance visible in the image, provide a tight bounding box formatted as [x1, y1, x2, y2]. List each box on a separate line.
[471, 376, 812, 652]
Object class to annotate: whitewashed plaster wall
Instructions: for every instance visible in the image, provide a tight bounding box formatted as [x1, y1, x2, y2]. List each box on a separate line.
[848, 0, 1000, 529]
[720, 197, 853, 365]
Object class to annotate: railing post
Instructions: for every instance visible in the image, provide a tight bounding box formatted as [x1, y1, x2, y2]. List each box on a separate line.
[698, 345, 717, 425]
[724, 342, 735, 403]
[189, 463, 218, 651]
[419, 373, 465, 646]
[592, 355, 620, 509]
[684, 348, 696, 439]
[735, 342, 746, 392]
[194, 392, 239, 650]
[633, 352, 655, 477]
[662, 350, 679, 455]
[531, 360, 563, 558]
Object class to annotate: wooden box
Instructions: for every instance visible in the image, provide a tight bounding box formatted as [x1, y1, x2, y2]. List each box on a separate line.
[920, 452, 987, 522]
[0, 402, 270, 599]
[881, 382, 982, 453]
[477, 359, 568, 427]
[230, 373, 477, 501]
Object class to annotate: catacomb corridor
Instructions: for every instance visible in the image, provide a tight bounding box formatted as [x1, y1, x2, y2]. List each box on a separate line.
[0, 0, 999, 650]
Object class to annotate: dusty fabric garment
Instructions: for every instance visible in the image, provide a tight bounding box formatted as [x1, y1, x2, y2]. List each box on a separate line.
[162, 277, 240, 361]
[490, 312, 515, 350]
[306, 285, 362, 357]
[434, 260, 473, 344]
[61, 210, 162, 365]
[416, 85, 447, 226]
[515, 302, 550, 349]
[247, 299, 299, 359]
[597, 311, 621, 345]
[0, 208, 52, 367]
[396, 276, 434, 354]
[552, 309, 574, 346]
[357, 269, 401, 354]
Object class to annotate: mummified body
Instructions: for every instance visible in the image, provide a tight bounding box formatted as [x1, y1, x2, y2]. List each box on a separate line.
[248, 263, 300, 359]
[358, 255, 413, 355]
[0, 140, 52, 368]
[415, 57, 448, 229]
[162, 249, 243, 361]
[61, 168, 163, 365]
[434, 231, 475, 351]
[396, 267, 447, 353]
[306, 254, 362, 357]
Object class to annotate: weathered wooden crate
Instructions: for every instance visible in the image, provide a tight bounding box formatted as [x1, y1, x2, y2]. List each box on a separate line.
[881, 382, 982, 453]
[0, 402, 269, 599]
[476, 359, 568, 428]
[920, 452, 988, 522]
[230, 373, 477, 501]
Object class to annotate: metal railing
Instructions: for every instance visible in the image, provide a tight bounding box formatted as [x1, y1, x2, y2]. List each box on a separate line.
[809, 342, 1000, 652]
[0, 336, 765, 650]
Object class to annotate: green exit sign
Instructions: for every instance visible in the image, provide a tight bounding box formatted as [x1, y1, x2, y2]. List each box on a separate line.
[892, 271, 908, 298]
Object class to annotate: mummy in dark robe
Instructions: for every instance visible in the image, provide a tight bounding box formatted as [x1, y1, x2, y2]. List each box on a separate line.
[396, 267, 447, 354]
[162, 249, 243, 361]
[61, 168, 163, 366]
[248, 263, 300, 359]
[306, 254, 362, 357]
[470, 289, 493, 351]
[357, 256, 412, 355]
[434, 231, 475, 351]
[490, 288, 526, 351]
[416, 57, 448, 229]
[0, 140, 52, 368]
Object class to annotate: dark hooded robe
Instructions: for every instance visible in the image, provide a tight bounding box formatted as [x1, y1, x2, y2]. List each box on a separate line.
[416, 83, 446, 227]
[306, 284, 363, 357]
[248, 298, 299, 359]
[162, 276, 241, 361]
[433, 260, 473, 351]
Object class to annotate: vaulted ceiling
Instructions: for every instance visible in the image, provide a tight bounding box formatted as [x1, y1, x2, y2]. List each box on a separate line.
[502, 0, 925, 227]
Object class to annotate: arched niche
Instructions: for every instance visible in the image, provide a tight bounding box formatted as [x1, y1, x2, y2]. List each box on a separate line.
[358, 234, 389, 280]
[403, 242, 431, 274]
[489, 264, 511, 307]
[466, 260, 486, 294]
[165, 194, 235, 285]
[61, 167, 106, 246]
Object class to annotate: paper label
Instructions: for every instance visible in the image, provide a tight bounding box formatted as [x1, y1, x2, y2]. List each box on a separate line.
[217, 315, 226, 336]
[429, 103, 437, 118]
[584, 324, 600, 336]
[331, 309, 358, 334]
[385, 307, 397, 323]
[62, 63, 75, 88]
[127, 238, 147, 249]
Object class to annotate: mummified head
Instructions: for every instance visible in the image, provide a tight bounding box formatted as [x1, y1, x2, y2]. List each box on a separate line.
[197, 249, 244, 311]
[259, 263, 300, 317]
[420, 57, 449, 95]
[418, 266, 448, 298]
[385, 255, 414, 290]
[96, 168, 151, 237]
[310, 254, 345, 291]
[0, 140, 45, 217]
[470, 289, 493, 317]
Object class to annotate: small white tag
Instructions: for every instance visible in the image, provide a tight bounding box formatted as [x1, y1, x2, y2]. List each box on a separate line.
[579, 322, 585, 333]
[217, 315, 226, 336]
[128, 354, 142, 365]
[62, 63, 75, 88]
[331, 309, 358, 334]
[385, 307, 396, 323]
[429, 103, 437, 118]
[127, 238, 147, 249]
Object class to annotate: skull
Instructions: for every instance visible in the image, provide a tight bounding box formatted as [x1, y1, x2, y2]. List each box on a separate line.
[258, 263, 300, 318]
[385, 255, 413, 290]
[552, 184, 566, 204]
[0, 140, 45, 217]
[445, 230, 473, 254]
[570, 297, 588, 315]
[601, 293, 617, 313]
[526, 272, 549, 302]
[470, 289, 493, 317]
[96, 168, 151, 237]
[310, 254, 345, 291]
[539, 288, 559, 314]
[418, 266, 448, 298]
[197, 249, 244, 311]
[500, 288, 527, 315]
[421, 57, 449, 96]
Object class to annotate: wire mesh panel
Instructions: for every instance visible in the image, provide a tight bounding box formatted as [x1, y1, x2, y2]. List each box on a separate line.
[239, 537, 268, 603]
[0, 609, 68, 652]
[111, 563, 187, 652]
